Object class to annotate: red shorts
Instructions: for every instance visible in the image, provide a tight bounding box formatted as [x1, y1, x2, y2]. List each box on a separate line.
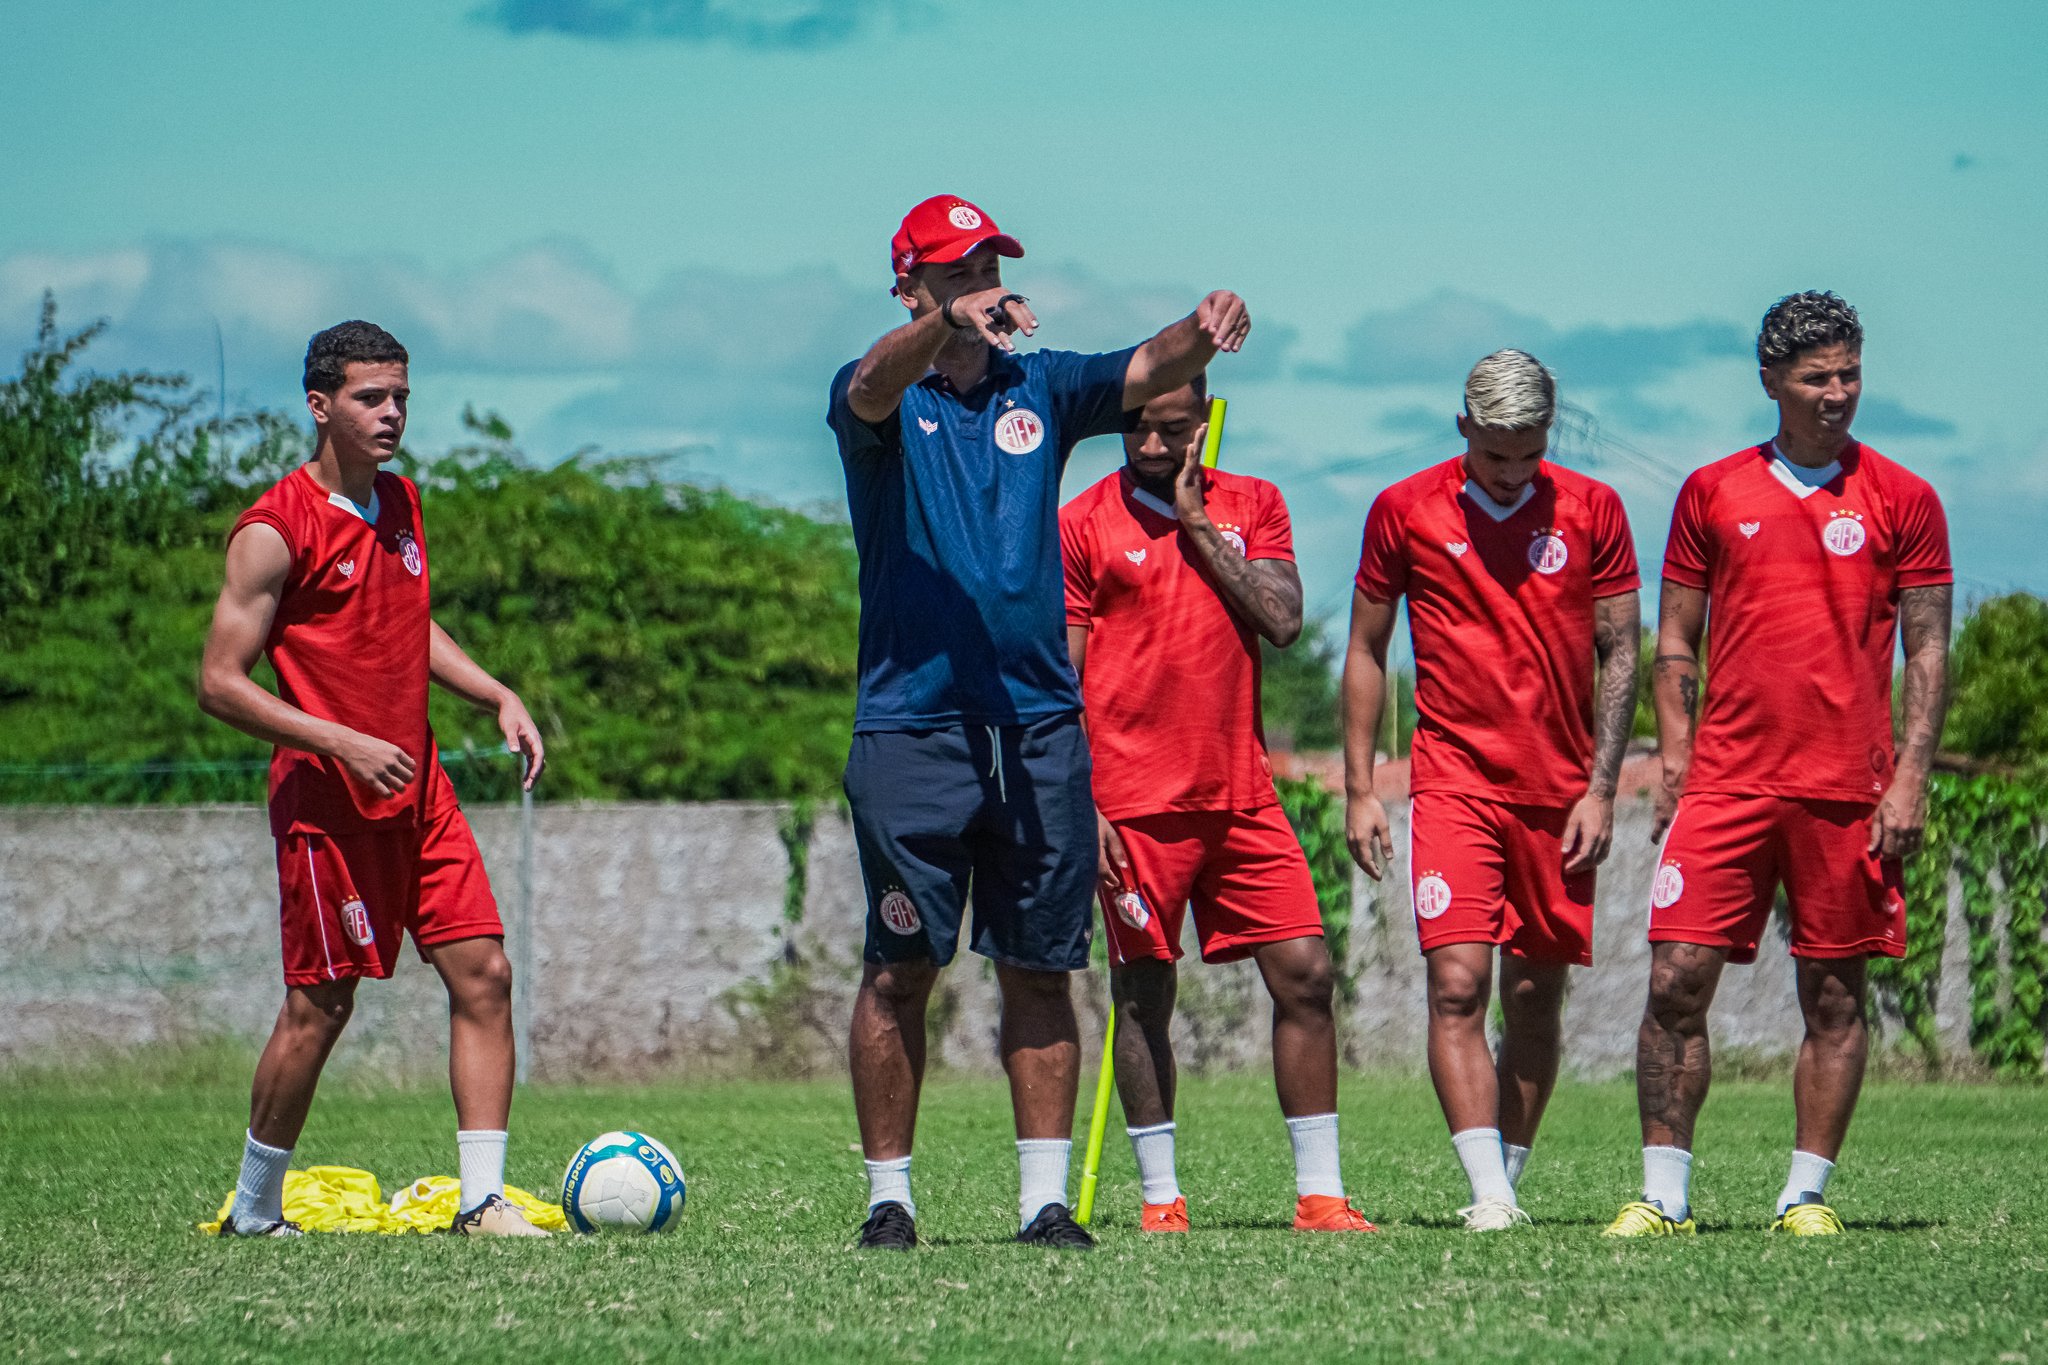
[1408, 791, 1595, 966]
[1650, 793, 1904, 963]
[274, 800, 501, 987]
[1099, 805, 1323, 966]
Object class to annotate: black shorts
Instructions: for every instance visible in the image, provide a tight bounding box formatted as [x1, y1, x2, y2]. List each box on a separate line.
[843, 713, 1096, 972]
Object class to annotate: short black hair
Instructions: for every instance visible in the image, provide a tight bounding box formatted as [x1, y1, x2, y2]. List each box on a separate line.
[1188, 370, 1208, 404]
[1757, 291, 1862, 368]
[303, 320, 408, 393]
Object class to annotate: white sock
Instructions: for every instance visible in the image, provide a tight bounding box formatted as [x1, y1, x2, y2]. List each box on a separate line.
[457, 1129, 508, 1213]
[864, 1155, 914, 1218]
[229, 1131, 292, 1225]
[1642, 1145, 1694, 1220]
[1284, 1113, 1344, 1199]
[1126, 1122, 1181, 1204]
[1451, 1127, 1517, 1204]
[1017, 1139, 1072, 1227]
[1503, 1142, 1532, 1192]
[1776, 1150, 1836, 1215]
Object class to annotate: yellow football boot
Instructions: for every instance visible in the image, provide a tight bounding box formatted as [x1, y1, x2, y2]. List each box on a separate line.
[1602, 1200, 1697, 1237]
[1771, 1200, 1845, 1236]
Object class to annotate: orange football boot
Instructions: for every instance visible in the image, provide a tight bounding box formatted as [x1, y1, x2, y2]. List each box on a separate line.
[1293, 1194, 1378, 1232]
[1141, 1196, 1190, 1232]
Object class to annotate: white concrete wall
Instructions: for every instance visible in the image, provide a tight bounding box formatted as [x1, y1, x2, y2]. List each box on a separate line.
[0, 799, 1967, 1078]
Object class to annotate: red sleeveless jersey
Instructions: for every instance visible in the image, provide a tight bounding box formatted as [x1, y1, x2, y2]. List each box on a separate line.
[231, 466, 446, 835]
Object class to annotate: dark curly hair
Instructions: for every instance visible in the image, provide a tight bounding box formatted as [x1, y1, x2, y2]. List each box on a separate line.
[303, 320, 408, 394]
[1757, 291, 1862, 368]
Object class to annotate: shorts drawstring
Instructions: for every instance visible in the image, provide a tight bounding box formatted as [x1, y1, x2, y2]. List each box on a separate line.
[986, 724, 1007, 804]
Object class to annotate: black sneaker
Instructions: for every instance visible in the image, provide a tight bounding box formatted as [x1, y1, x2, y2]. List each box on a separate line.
[218, 1214, 303, 1238]
[1016, 1202, 1094, 1250]
[857, 1200, 917, 1250]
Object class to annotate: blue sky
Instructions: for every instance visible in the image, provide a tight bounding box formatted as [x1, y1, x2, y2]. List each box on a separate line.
[4, 0, 2044, 620]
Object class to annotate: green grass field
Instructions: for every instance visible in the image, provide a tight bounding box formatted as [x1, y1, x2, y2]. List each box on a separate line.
[3, 1052, 2044, 1363]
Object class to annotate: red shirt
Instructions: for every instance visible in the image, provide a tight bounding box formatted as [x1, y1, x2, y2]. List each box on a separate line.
[1062, 468, 1293, 821]
[232, 466, 450, 835]
[1663, 442, 1950, 803]
[1356, 457, 1640, 806]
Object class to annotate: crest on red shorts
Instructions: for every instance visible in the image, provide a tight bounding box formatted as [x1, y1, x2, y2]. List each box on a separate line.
[878, 889, 921, 936]
[1114, 891, 1150, 931]
[341, 897, 374, 946]
[1413, 872, 1453, 921]
[1652, 861, 1685, 909]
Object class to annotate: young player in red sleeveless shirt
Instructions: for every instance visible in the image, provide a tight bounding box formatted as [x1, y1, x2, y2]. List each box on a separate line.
[1607, 293, 1952, 1239]
[198, 322, 549, 1238]
[1062, 378, 1374, 1234]
[1343, 351, 1641, 1231]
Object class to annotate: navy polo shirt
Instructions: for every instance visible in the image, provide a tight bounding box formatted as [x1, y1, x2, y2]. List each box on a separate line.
[828, 345, 1138, 732]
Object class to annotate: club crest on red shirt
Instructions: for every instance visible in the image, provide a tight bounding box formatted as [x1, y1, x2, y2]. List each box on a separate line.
[1822, 511, 1866, 557]
[397, 529, 423, 576]
[1527, 529, 1569, 575]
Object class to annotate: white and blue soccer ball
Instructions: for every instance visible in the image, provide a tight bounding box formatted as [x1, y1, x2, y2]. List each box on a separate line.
[562, 1131, 687, 1233]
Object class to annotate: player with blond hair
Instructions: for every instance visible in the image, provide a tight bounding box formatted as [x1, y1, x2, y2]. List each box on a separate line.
[1345, 349, 1640, 1230]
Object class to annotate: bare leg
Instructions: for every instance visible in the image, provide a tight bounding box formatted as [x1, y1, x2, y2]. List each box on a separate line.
[1636, 942, 1728, 1149]
[1495, 957, 1571, 1147]
[1253, 937, 1340, 1117]
[849, 959, 939, 1159]
[996, 964, 1080, 1140]
[247, 979, 358, 1148]
[1425, 943, 1498, 1133]
[1791, 955, 1869, 1160]
[1109, 959, 1177, 1128]
[425, 935, 516, 1130]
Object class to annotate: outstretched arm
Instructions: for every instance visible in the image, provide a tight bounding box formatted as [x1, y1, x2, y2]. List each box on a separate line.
[1341, 588, 1399, 878]
[1650, 580, 1708, 841]
[1122, 291, 1249, 410]
[1872, 583, 1952, 858]
[1563, 589, 1642, 872]
[430, 621, 546, 790]
[1170, 425, 1302, 645]
[198, 524, 417, 797]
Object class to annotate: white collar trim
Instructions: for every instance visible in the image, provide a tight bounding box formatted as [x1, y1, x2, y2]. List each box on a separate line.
[1129, 486, 1179, 520]
[1461, 478, 1533, 522]
[327, 488, 381, 523]
[1766, 443, 1841, 499]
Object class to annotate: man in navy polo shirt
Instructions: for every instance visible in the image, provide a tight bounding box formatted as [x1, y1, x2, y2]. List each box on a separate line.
[830, 194, 1250, 1251]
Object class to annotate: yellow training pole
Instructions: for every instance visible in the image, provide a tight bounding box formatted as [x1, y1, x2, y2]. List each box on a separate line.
[1199, 395, 1228, 468]
[1074, 1001, 1118, 1226]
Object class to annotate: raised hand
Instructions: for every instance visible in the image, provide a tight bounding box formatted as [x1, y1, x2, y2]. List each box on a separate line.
[1195, 291, 1250, 353]
[946, 288, 1039, 353]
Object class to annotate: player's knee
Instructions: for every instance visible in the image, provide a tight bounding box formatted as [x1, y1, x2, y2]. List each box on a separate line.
[1645, 963, 1713, 1031]
[283, 986, 354, 1040]
[463, 947, 515, 1006]
[1275, 954, 1335, 1017]
[864, 959, 938, 1009]
[1802, 971, 1867, 1039]
[1500, 971, 1565, 1033]
[1428, 969, 1488, 1024]
[997, 964, 1073, 1006]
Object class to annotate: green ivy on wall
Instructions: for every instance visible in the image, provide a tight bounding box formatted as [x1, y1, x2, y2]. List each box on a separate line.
[1276, 776, 1356, 1000]
[1875, 772, 2048, 1073]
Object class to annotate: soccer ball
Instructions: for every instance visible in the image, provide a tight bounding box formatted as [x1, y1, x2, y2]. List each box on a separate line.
[562, 1131, 687, 1233]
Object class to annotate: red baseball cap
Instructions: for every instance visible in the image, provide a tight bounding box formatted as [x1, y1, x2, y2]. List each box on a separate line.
[889, 195, 1024, 290]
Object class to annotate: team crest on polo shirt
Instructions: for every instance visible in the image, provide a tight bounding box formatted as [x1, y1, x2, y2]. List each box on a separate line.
[1114, 891, 1150, 931]
[1822, 510, 1866, 556]
[1527, 529, 1569, 575]
[1652, 860, 1685, 909]
[341, 897, 374, 946]
[948, 205, 982, 230]
[397, 529, 423, 576]
[1413, 871, 1453, 921]
[878, 889, 921, 935]
[994, 409, 1045, 454]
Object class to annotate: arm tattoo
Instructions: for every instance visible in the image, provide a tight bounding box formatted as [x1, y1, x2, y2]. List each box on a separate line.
[1896, 583, 1953, 773]
[1188, 524, 1303, 644]
[1589, 594, 1640, 797]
